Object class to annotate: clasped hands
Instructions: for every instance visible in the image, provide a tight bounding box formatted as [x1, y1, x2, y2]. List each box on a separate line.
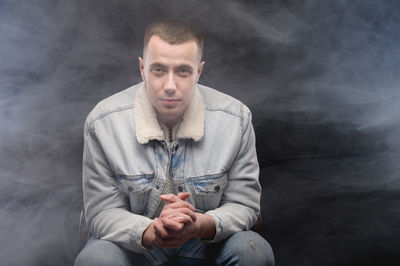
[142, 192, 215, 249]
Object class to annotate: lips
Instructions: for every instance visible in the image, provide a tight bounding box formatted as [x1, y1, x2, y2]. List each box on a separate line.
[160, 98, 180, 107]
[162, 98, 179, 102]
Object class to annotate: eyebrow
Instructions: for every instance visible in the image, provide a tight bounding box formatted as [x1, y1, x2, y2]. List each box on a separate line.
[174, 64, 193, 70]
[149, 62, 193, 71]
[149, 63, 166, 68]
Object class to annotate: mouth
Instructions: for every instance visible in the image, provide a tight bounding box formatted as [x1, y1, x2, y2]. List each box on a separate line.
[161, 98, 179, 102]
[160, 98, 180, 107]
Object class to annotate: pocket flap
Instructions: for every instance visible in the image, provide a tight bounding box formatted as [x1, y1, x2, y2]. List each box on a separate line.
[191, 172, 228, 195]
[114, 173, 154, 194]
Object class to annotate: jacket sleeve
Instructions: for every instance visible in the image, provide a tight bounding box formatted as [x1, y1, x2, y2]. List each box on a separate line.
[205, 106, 261, 242]
[82, 117, 152, 253]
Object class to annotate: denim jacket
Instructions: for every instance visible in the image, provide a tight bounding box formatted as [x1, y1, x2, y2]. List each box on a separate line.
[82, 82, 261, 253]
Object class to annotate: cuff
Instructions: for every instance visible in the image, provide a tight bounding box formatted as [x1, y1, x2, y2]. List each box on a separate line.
[204, 211, 224, 242]
[129, 217, 153, 253]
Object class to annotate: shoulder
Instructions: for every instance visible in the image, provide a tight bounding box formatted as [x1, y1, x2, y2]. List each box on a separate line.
[85, 82, 142, 124]
[197, 83, 251, 120]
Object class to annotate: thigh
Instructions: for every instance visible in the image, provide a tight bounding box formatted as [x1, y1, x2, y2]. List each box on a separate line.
[215, 231, 275, 266]
[74, 236, 144, 266]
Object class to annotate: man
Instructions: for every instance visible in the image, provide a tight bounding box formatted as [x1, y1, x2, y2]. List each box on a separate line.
[75, 18, 274, 265]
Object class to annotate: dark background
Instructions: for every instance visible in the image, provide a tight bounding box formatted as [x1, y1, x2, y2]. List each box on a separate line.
[1, 0, 400, 265]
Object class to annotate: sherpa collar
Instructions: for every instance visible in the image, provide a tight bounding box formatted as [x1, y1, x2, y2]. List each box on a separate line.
[133, 83, 205, 144]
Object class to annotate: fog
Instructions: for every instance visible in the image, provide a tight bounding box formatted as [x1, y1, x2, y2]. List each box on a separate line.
[1, 0, 399, 265]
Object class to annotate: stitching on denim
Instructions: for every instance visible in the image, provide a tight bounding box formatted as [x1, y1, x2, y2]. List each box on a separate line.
[186, 171, 227, 181]
[215, 215, 223, 236]
[190, 174, 228, 195]
[91, 104, 134, 123]
[153, 141, 158, 181]
[115, 173, 155, 181]
[204, 106, 242, 119]
[86, 120, 96, 138]
[114, 174, 154, 190]
[183, 140, 187, 179]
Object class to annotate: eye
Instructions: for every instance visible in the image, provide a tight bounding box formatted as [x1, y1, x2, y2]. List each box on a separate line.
[151, 67, 163, 73]
[177, 68, 192, 76]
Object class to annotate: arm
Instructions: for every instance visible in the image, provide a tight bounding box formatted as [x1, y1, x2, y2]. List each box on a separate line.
[206, 108, 261, 242]
[82, 119, 152, 253]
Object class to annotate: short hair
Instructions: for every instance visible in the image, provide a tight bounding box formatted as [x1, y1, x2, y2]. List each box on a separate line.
[143, 18, 203, 58]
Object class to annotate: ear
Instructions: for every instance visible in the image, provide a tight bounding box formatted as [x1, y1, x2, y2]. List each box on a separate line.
[138, 57, 145, 81]
[196, 61, 205, 82]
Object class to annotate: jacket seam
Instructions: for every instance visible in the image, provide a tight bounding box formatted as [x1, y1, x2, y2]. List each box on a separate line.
[204, 106, 249, 131]
[86, 120, 96, 138]
[90, 104, 134, 124]
[240, 103, 244, 137]
[204, 107, 242, 119]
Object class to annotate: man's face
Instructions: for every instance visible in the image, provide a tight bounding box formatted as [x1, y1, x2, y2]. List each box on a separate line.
[139, 35, 205, 126]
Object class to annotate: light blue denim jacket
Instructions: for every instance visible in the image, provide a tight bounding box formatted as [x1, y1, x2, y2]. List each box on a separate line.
[82, 82, 261, 253]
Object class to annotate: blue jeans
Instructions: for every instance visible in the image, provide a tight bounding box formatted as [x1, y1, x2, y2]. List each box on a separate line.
[74, 231, 274, 266]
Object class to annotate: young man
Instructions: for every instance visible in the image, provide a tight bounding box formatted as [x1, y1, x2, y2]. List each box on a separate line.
[75, 18, 274, 265]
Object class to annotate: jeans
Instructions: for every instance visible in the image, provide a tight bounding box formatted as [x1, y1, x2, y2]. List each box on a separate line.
[74, 231, 274, 266]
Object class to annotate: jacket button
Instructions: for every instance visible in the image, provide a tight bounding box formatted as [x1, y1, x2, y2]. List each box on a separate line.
[128, 186, 133, 193]
[215, 186, 220, 192]
[155, 185, 160, 189]
[177, 185, 183, 192]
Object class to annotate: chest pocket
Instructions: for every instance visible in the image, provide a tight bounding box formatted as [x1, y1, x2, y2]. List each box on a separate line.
[114, 173, 154, 215]
[190, 172, 228, 212]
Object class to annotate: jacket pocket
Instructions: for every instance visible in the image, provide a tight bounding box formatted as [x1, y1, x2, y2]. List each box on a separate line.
[190, 172, 228, 212]
[114, 173, 154, 215]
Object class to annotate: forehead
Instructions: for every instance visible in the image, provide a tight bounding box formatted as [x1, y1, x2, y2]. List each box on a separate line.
[144, 35, 200, 65]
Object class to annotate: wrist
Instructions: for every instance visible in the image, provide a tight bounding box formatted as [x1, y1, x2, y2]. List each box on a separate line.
[194, 213, 216, 240]
[142, 222, 156, 248]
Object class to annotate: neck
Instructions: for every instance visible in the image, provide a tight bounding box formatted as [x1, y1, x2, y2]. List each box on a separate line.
[157, 114, 182, 128]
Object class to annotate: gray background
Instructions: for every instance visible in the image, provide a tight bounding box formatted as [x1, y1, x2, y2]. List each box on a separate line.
[1, 0, 400, 265]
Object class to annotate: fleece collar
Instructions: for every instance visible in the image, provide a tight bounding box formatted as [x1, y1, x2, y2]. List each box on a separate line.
[133, 83, 205, 144]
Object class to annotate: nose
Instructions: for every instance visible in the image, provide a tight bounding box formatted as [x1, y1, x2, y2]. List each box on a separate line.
[164, 72, 176, 95]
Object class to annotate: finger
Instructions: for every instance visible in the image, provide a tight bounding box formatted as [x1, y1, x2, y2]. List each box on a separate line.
[176, 207, 196, 221]
[170, 215, 193, 225]
[162, 208, 196, 223]
[153, 218, 170, 239]
[153, 226, 184, 248]
[161, 229, 189, 242]
[160, 210, 185, 221]
[161, 216, 184, 231]
[159, 205, 195, 220]
[162, 201, 196, 212]
[160, 212, 195, 227]
[160, 194, 182, 203]
[177, 192, 190, 200]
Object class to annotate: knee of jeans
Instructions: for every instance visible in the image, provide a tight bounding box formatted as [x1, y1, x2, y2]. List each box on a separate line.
[224, 231, 275, 266]
[74, 252, 116, 266]
[74, 238, 132, 266]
